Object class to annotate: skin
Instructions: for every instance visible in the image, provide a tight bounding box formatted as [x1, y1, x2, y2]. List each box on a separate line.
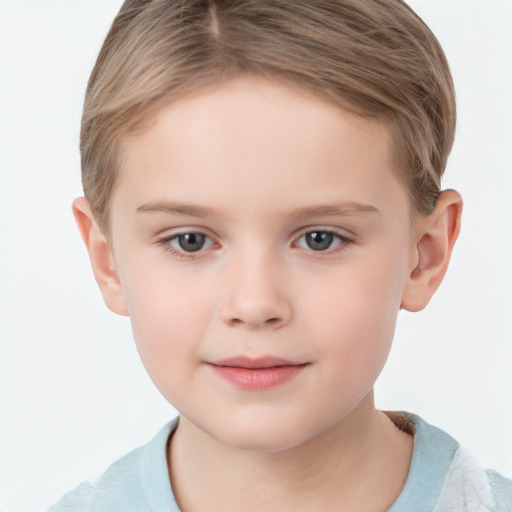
[74, 77, 462, 511]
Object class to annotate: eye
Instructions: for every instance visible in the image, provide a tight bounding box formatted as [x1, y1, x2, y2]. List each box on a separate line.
[296, 230, 350, 252]
[158, 231, 216, 256]
[175, 233, 208, 252]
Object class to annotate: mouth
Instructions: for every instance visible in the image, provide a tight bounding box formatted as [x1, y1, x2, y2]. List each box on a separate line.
[207, 356, 310, 390]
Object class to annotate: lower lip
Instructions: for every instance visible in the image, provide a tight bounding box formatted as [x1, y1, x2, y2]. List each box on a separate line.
[209, 364, 308, 390]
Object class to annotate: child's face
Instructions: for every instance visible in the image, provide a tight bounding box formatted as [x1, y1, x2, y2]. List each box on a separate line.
[108, 78, 417, 451]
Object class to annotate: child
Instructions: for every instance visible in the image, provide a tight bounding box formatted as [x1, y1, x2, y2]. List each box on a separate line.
[49, 0, 512, 510]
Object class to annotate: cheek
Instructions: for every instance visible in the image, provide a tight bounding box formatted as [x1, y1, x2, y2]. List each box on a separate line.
[303, 251, 407, 382]
[122, 256, 210, 331]
[119, 262, 214, 391]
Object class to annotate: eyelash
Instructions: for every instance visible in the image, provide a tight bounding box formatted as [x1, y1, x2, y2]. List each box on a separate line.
[156, 229, 353, 260]
[156, 232, 215, 261]
[295, 230, 352, 253]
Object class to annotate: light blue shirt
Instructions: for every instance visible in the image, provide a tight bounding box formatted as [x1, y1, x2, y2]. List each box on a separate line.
[48, 413, 512, 511]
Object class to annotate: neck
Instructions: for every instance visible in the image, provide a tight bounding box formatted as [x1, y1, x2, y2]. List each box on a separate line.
[168, 393, 413, 512]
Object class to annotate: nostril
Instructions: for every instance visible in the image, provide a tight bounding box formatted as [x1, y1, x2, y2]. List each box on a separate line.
[220, 293, 292, 329]
[228, 316, 282, 329]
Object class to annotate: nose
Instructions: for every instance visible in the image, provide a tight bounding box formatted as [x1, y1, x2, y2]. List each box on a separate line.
[219, 251, 292, 330]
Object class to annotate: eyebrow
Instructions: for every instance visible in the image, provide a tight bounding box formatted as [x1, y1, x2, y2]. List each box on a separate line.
[136, 201, 218, 218]
[288, 202, 380, 220]
[136, 200, 379, 219]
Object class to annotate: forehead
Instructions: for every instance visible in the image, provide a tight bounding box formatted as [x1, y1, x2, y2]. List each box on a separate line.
[114, 77, 409, 223]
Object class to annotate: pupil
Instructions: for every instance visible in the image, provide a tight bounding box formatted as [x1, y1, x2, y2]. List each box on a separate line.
[306, 231, 333, 251]
[178, 233, 206, 252]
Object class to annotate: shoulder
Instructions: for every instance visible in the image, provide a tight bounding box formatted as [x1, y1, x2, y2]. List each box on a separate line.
[387, 412, 512, 512]
[434, 446, 512, 512]
[48, 446, 148, 512]
[485, 469, 512, 512]
[47, 418, 180, 512]
[413, 415, 512, 512]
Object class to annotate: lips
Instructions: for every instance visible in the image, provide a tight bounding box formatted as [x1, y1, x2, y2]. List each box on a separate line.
[211, 356, 303, 368]
[207, 356, 309, 390]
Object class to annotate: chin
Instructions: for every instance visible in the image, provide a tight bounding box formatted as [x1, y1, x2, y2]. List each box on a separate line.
[206, 411, 329, 453]
[220, 428, 309, 453]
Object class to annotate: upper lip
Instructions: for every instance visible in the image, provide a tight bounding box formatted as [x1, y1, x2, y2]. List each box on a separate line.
[208, 356, 307, 369]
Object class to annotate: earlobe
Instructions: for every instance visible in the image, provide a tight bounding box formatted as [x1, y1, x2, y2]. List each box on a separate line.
[401, 189, 462, 312]
[72, 197, 129, 316]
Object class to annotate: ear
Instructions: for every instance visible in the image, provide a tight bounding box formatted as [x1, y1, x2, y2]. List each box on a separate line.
[72, 197, 129, 316]
[401, 189, 462, 312]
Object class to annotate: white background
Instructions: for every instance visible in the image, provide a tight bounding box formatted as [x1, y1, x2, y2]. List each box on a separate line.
[1, 1, 511, 510]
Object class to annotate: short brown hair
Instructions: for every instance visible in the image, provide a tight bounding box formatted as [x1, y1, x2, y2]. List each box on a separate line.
[81, 0, 456, 233]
